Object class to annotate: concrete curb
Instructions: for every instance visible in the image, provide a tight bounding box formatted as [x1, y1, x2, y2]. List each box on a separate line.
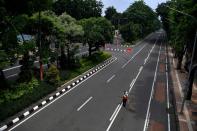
[0, 56, 116, 131]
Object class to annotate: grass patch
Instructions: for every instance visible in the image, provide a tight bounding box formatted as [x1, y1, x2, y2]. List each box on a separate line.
[0, 51, 111, 122]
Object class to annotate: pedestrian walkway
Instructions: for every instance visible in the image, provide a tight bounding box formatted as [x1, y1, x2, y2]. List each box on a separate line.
[168, 47, 197, 131]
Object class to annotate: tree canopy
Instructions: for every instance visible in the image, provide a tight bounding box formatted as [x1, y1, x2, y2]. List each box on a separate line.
[52, 0, 103, 20]
[118, 1, 160, 43]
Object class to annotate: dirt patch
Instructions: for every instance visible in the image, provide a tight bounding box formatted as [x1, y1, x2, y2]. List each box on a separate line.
[148, 120, 165, 131]
[154, 82, 166, 103]
[159, 63, 165, 73]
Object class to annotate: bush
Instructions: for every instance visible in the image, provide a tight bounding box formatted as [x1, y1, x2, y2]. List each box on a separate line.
[0, 80, 56, 122]
[46, 64, 60, 85]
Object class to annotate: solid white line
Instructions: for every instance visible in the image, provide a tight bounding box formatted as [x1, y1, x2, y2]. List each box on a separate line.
[8, 57, 117, 131]
[129, 79, 135, 92]
[109, 104, 120, 121]
[144, 43, 156, 65]
[107, 75, 115, 83]
[77, 97, 93, 111]
[106, 103, 122, 131]
[165, 45, 171, 131]
[143, 43, 162, 131]
[122, 44, 147, 68]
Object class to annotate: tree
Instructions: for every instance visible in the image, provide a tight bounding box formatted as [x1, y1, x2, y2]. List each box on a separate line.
[105, 6, 118, 21]
[120, 1, 160, 43]
[59, 12, 84, 68]
[4, 0, 53, 16]
[53, 0, 103, 20]
[79, 17, 113, 56]
[156, 0, 197, 100]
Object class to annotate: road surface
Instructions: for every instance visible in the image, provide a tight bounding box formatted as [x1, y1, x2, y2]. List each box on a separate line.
[6, 31, 177, 131]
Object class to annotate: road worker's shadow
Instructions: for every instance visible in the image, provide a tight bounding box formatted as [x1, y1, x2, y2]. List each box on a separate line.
[125, 95, 136, 112]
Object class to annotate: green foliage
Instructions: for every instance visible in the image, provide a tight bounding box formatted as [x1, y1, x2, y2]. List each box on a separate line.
[46, 64, 60, 85]
[0, 80, 56, 121]
[53, 0, 103, 20]
[79, 17, 114, 55]
[156, 0, 197, 67]
[105, 6, 118, 21]
[0, 50, 9, 69]
[119, 1, 160, 43]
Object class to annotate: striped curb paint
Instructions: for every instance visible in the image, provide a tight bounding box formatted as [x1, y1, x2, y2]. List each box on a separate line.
[0, 57, 116, 131]
[105, 48, 126, 52]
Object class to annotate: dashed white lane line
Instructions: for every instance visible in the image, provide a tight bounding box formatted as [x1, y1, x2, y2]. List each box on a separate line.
[143, 43, 162, 131]
[165, 46, 171, 131]
[107, 75, 116, 83]
[121, 44, 147, 69]
[77, 97, 93, 111]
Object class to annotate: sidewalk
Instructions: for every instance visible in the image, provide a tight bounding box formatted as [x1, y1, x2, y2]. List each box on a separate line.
[169, 47, 197, 131]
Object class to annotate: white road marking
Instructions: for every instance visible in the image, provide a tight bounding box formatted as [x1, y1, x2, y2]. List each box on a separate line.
[106, 103, 122, 131]
[144, 42, 156, 65]
[107, 75, 115, 83]
[143, 43, 162, 131]
[165, 46, 171, 131]
[77, 97, 93, 111]
[41, 101, 46, 105]
[8, 57, 117, 131]
[49, 96, 53, 101]
[129, 66, 143, 93]
[129, 79, 135, 92]
[23, 111, 30, 117]
[62, 89, 66, 92]
[56, 92, 60, 96]
[3, 65, 21, 71]
[106, 37, 159, 131]
[33, 106, 38, 111]
[121, 44, 147, 68]
[109, 104, 120, 121]
[12, 118, 19, 123]
[6, 73, 18, 78]
[0, 125, 7, 130]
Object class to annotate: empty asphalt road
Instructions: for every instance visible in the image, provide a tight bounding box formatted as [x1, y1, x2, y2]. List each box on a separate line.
[5, 30, 177, 131]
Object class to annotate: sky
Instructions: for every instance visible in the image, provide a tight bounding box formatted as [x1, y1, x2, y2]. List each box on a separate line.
[101, 0, 167, 15]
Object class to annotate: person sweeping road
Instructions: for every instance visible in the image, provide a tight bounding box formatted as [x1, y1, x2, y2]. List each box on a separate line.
[122, 91, 128, 107]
